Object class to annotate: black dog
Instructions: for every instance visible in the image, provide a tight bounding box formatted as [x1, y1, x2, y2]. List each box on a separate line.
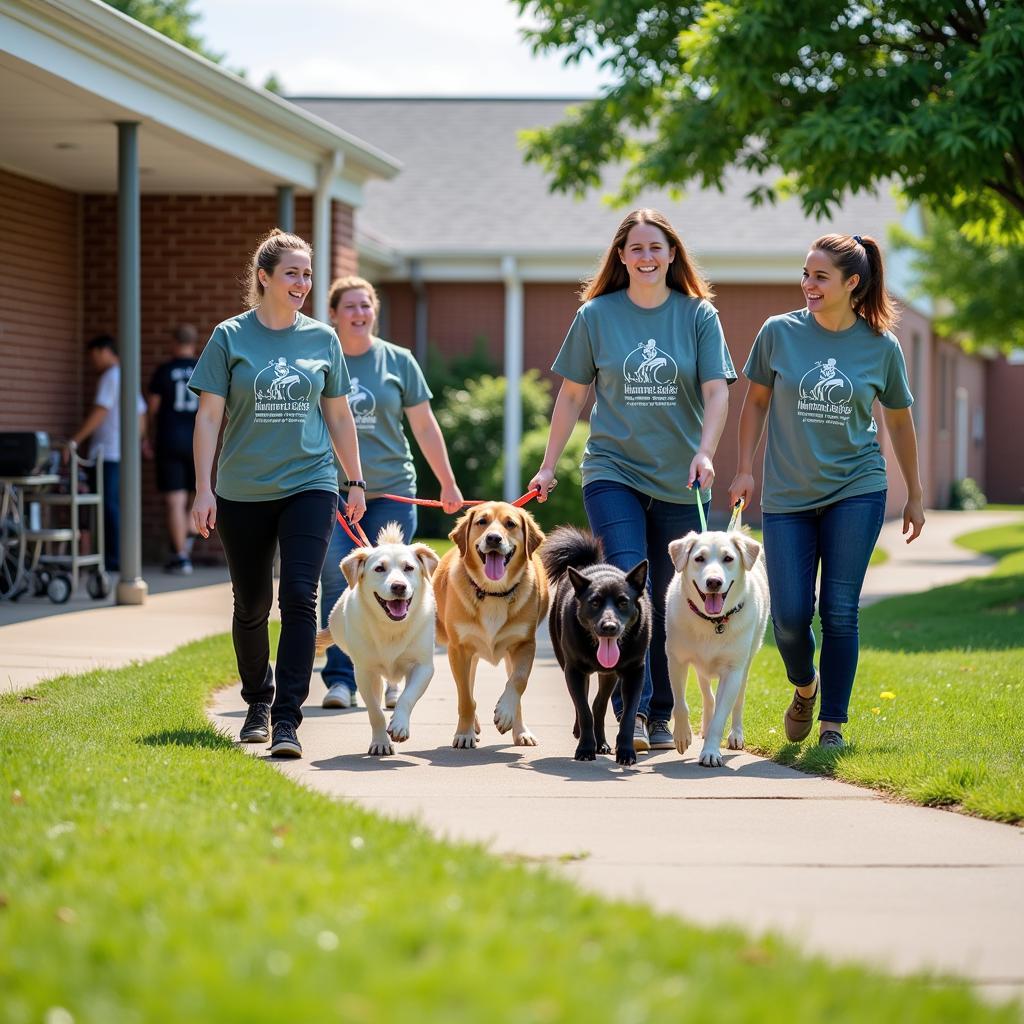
[541, 526, 651, 765]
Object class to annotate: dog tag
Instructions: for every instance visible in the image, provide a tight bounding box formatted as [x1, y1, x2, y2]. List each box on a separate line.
[715, 622, 725, 634]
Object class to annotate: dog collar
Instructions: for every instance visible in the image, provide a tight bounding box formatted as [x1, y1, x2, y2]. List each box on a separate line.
[686, 597, 745, 634]
[471, 581, 520, 601]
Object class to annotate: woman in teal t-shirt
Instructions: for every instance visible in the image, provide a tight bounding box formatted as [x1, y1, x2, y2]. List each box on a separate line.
[318, 275, 463, 712]
[529, 208, 736, 760]
[729, 233, 926, 749]
[189, 229, 366, 760]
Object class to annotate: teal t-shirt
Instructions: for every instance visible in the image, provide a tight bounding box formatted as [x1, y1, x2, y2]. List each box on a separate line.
[188, 309, 350, 501]
[338, 337, 432, 497]
[744, 308, 913, 513]
[552, 290, 736, 504]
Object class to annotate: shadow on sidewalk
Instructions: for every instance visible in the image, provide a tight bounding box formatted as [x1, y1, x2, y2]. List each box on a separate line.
[310, 745, 526, 772]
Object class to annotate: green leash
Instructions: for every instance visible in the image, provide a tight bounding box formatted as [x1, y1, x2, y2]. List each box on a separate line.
[728, 498, 745, 532]
[691, 475, 709, 532]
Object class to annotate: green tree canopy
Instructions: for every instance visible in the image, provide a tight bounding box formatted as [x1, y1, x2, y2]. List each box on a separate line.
[516, 0, 1024, 349]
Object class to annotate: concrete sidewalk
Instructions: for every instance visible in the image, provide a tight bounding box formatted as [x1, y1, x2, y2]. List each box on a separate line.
[4, 510, 1023, 1002]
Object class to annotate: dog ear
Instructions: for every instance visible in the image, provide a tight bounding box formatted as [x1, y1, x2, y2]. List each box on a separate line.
[668, 532, 699, 572]
[411, 543, 440, 579]
[732, 532, 762, 571]
[624, 559, 648, 594]
[567, 565, 591, 597]
[522, 512, 545, 558]
[340, 548, 371, 589]
[449, 510, 474, 558]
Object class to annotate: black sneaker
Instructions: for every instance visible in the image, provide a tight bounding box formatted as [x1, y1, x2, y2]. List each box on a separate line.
[239, 702, 271, 743]
[270, 721, 302, 758]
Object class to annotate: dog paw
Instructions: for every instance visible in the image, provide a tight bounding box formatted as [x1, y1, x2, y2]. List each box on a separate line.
[387, 713, 411, 743]
[597, 742, 611, 755]
[574, 744, 597, 761]
[492, 695, 517, 734]
[698, 747, 724, 768]
[513, 729, 538, 747]
[452, 730, 478, 749]
[368, 736, 394, 757]
[615, 745, 637, 767]
[727, 728, 744, 750]
[674, 723, 693, 755]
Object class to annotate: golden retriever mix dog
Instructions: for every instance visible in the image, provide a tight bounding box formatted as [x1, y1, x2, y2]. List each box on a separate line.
[664, 529, 770, 767]
[433, 501, 548, 748]
[316, 523, 440, 756]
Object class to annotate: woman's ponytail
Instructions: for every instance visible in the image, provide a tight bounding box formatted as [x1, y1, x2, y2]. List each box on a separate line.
[811, 233, 899, 334]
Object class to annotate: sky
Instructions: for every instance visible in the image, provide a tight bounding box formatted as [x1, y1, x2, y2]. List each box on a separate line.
[195, 0, 613, 96]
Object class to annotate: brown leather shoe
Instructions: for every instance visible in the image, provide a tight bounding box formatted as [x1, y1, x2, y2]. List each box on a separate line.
[783, 675, 819, 742]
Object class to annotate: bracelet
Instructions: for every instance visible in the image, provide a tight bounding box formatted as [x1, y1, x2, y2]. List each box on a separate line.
[343, 479, 366, 490]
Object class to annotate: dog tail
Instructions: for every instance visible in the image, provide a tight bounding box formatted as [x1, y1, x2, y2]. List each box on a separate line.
[540, 525, 604, 583]
[314, 628, 335, 656]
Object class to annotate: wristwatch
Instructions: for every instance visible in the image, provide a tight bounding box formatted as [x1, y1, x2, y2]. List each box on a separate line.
[343, 479, 366, 490]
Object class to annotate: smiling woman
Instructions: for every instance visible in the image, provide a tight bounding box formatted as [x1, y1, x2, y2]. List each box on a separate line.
[186, 228, 366, 760]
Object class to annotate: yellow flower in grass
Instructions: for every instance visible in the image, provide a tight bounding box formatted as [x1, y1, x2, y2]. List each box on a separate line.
[880, 691, 896, 700]
[870, 707, 881, 715]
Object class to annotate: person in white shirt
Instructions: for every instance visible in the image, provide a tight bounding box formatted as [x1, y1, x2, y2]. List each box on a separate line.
[68, 334, 146, 572]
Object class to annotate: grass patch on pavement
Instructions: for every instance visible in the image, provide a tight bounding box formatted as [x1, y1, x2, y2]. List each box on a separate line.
[736, 519, 1024, 824]
[1, 644, 1013, 1023]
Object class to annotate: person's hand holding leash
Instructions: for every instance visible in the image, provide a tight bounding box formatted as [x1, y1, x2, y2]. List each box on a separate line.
[728, 472, 755, 511]
[688, 451, 714, 491]
[439, 481, 464, 516]
[345, 485, 367, 524]
[192, 488, 217, 539]
[528, 466, 558, 503]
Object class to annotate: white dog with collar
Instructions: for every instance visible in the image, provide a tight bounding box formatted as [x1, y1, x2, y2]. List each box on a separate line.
[664, 529, 770, 766]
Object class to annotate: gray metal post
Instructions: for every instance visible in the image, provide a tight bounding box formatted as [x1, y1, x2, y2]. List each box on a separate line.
[276, 185, 295, 233]
[116, 120, 147, 605]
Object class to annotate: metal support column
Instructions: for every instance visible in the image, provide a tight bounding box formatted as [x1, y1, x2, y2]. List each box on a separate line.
[115, 120, 147, 605]
[502, 256, 524, 502]
[313, 153, 341, 323]
[276, 185, 295, 233]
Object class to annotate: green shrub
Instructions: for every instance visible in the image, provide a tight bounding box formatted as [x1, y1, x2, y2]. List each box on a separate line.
[413, 371, 551, 536]
[950, 477, 988, 510]
[487, 421, 590, 533]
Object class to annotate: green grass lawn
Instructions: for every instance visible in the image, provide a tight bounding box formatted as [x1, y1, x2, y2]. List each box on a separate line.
[2, 643, 1015, 1022]
[727, 519, 1024, 824]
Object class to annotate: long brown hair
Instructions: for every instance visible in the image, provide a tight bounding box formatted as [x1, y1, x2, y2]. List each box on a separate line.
[243, 228, 313, 308]
[811, 233, 898, 334]
[580, 209, 713, 302]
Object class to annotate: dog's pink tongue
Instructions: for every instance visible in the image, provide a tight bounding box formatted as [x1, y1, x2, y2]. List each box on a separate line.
[597, 637, 620, 669]
[386, 599, 409, 618]
[704, 592, 725, 616]
[484, 551, 506, 581]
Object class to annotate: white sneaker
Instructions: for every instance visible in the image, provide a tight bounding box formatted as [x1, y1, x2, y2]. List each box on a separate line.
[385, 684, 400, 709]
[322, 684, 357, 709]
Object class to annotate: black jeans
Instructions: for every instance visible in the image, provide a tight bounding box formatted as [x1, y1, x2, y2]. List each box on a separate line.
[217, 489, 337, 728]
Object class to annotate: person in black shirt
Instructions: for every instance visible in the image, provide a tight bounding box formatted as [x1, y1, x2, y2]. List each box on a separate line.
[145, 324, 199, 573]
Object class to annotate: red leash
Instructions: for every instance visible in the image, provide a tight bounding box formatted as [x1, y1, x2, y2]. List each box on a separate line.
[335, 487, 540, 548]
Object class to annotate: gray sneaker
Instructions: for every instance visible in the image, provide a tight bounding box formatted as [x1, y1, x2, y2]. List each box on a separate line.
[648, 719, 674, 749]
[322, 684, 357, 709]
[819, 729, 846, 750]
[633, 714, 650, 753]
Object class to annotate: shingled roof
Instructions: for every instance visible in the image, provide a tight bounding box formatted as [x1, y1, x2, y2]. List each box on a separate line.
[293, 97, 910, 263]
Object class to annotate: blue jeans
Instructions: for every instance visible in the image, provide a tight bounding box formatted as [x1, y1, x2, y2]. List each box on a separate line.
[762, 490, 886, 725]
[101, 460, 120, 572]
[583, 479, 708, 723]
[319, 495, 418, 694]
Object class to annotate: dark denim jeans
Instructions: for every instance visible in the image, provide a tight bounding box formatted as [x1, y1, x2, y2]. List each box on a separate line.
[102, 460, 120, 572]
[762, 489, 886, 725]
[319, 495, 418, 695]
[216, 489, 337, 729]
[583, 479, 708, 723]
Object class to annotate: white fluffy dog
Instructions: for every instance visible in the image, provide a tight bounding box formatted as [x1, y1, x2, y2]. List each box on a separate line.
[316, 523, 440, 756]
[665, 530, 770, 767]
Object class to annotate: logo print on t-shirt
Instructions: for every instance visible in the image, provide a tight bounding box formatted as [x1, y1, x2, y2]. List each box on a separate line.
[797, 358, 853, 426]
[254, 357, 313, 423]
[622, 338, 679, 406]
[348, 377, 377, 430]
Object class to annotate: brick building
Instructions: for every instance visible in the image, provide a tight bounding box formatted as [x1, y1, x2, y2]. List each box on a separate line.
[0, 0, 399, 595]
[295, 98, 1023, 516]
